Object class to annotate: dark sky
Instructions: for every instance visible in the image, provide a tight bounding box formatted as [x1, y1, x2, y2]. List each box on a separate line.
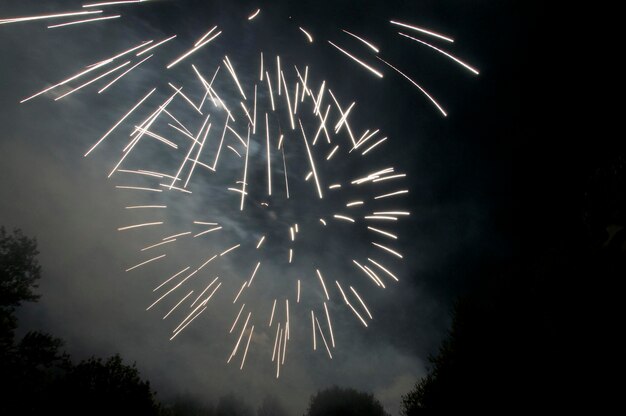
[0, 1, 545, 414]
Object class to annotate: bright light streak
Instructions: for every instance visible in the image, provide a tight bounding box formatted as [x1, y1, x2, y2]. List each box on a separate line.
[350, 286, 373, 319]
[327, 41, 383, 78]
[362, 137, 388, 155]
[377, 57, 447, 116]
[189, 277, 219, 308]
[125, 254, 166, 272]
[83, 0, 146, 7]
[353, 260, 382, 287]
[299, 27, 313, 43]
[1, 10, 103, 25]
[265, 71, 276, 111]
[118, 221, 164, 231]
[115, 185, 162, 192]
[125, 205, 166, 209]
[375, 190, 409, 199]
[373, 173, 406, 183]
[163, 291, 194, 320]
[167, 31, 221, 69]
[367, 226, 398, 239]
[162, 231, 191, 241]
[297, 280, 301, 303]
[269, 299, 277, 326]
[247, 262, 261, 287]
[319, 219, 327, 226]
[248, 9, 260, 20]
[220, 244, 240, 257]
[240, 127, 250, 210]
[228, 312, 251, 362]
[374, 211, 410, 216]
[328, 184, 342, 189]
[324, 302, 335, 348]
[55, 59, 131, 100]
[256, 236, 265, 249]
[333, 215, 355, 223]
[316, 269, 330, 300]
[99, 54, 153, 93]
[280, 71, 296, 130]
[326, 145, 339, 160]
[84, 88, 155, 156]
[137, 34, 176, 55]
[141, 239, 176, 251]
[367, 258, 399, 282]
[298, 119, 323, 199]
[195, 26, 217, 47]
[390, 20, 454, 42]
[240, 325, 254, 370]
[346, 201, 364, 207]
[266, 113, 272, 195]
[311, 311, 317, 350]
[315, 318, 333, 359]
[154, 267, 189, 292]
[281, 147, 290, 199]
[272, 323, 280, 361]
[230, 304, 246, 333]
[233, 282, 247, 303]
[398, 32, 479, 74]
[224, 56, 247, 100]
[47, 14, 120, 29]
[372, 242, 404, 258]
[193, 227, 222, 238]
[364, 215, 398, 221]
[341, 29, 379, 53]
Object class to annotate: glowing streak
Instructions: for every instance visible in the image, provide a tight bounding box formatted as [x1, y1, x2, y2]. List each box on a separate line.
[350, 286, 373, 319]
[168, 113, 210, 189]
[197, 255, 218, 271]
[367, 258, 399, 282]
[298, 119, 323, 199]
[375, 190, 409, 199]
[269, 299, 277, 326]
[313, 81, 325, 116]
[160, 184, 192, 194]
[240, 127, 250, 210]
[141, 239, 175, 251]
[311, 311, 317, 350]
[276, 329, 282, 378]
[83, 1, 146, 7]
[364, 216, 397, 221]
[362, 137, 388, 155]
[99, 54, 153, 93]
[1, 10, 103, 25]
[290, 227, 295, 241]
[315, 318, 332, 359]
[195, 26, 217, 47]
[367, 226, 398, 239]
[295, 224, 299, 233]
[163, 290, 193, 319]
[281, 147, 290, 199]
[324, 302, 335, 348]
[329, 184, 341, 189]
[327, 41, 383, 78]
[230, 304, 246, 333]
[334, 102, 355, 132]
[167, 31, 221, 69]
[240, 325, 254, 370]
[265, 71, 275, 111]
[115, 186, 161, 192]
[297, 280, 301, 303]
[289, 249, 293, 264]
[21, 60, 106, 103]
[228, 312, 251, 362]
[272, 323, 281, 361]
[199, 281, 221, 307]
[125, 205, 166, 209]
[233, 282, 247, 303]
[333, 215, 355, 223]
[176, 288, 214, 331]
[280, 71, 296, 130]
[353, 260, 382, 287]
[293, 82, 300, 114]
[220, 244, 240, 257]
[390, 20, 454, 43]
[326, 145, 339, 160]
[256, 236, 265, 249]
[372, 242, 404, 258]
[227, 146, 241, 157]
[260, 52, 264, 81]
[276, 56, 281, 95]
[240, 102, 253, 125]
[335, 281, 368, 327]
[305, 172, 313, 181]
[162, 232, 191, 240]
[189, 277, 219, 308]
[346, 201, 364, 207]
[193, 227, 222, 237]
[169, 306, 207, 340]
[253, 85, 258, 133]
[118, 222, 163, 231]
[194, 221, 218, 225]
[301, 66, 309, 101]
[375, 211, 410, 216]
[248, 9, 260, 20]
[316, 269, 330, 300]
[353, 129, 379, 150]
[224, 56, 247, 100]
[47, 14, 120, 28]
[132, 126, 178, 149]
[54, 60, 130, 101]
[373, 174, 406, 183]
[265, 113, 272, 195]
[399, 33, 479, 74]
[84, 88, 156, 157]
[377, 57, 447, 116]
[313, 105, 331, 145]
[299, 27, 313, 43]
[341, 29, 379, 53]
[319, 219, 327, 226]
[212, 117, 229, 170]
[125, 254, 166, 272]
[248, 262, 261, 287]
[137, 34, 176, 56]
[328, 90, 356, 145]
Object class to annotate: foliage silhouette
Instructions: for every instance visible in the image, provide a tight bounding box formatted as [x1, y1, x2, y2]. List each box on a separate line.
[305, 386, 389, 416]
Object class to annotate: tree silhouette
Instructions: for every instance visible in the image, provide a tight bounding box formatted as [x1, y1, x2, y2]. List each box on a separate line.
[216, 393, 254, 416]
[256, 395, 288, 416]
[305, 386, 389, 416]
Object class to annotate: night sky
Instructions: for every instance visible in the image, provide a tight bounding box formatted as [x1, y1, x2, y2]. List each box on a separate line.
[0, 1, 553, 414]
